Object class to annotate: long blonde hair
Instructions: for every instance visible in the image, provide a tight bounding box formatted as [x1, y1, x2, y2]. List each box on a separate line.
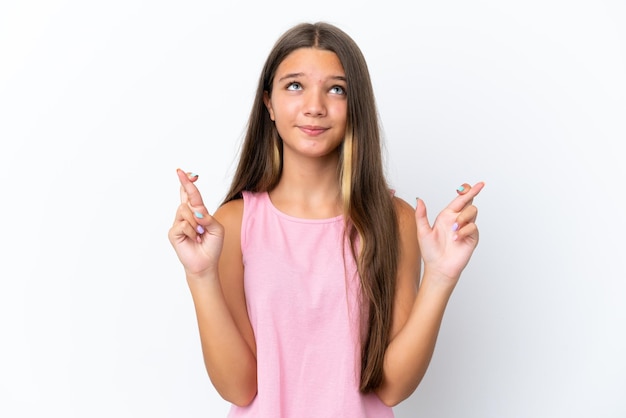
[222, 22, 399, 392]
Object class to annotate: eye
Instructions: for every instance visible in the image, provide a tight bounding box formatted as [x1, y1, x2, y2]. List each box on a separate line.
[330, 85, 346, 95]
[287, 82, 302, 91]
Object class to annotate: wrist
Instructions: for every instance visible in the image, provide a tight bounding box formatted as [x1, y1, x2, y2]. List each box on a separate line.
[420, 268, 458, 295]
[185, 268, 219, 283]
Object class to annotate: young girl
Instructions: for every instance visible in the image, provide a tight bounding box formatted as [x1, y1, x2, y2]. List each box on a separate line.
[168, 21, 484, 417]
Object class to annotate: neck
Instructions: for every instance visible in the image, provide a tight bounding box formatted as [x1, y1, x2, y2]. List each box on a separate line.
[269, 152, 343, 219]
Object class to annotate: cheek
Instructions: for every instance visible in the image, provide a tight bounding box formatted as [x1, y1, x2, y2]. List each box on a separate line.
[271, 99, 298, 121]
[331, 103, 348, 124]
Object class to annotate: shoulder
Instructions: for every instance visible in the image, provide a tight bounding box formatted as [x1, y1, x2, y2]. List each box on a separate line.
[391, 195, 420, 266]
[214, 198, 244, 234]
[215, 197, 244, 219]
[392, 196, 416, 229]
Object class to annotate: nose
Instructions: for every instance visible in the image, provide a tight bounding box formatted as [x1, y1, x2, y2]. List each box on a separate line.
[303, 88, 326, 117]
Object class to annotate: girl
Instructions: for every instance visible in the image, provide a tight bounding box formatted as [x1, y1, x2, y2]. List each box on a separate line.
[168, 21, 484, 417]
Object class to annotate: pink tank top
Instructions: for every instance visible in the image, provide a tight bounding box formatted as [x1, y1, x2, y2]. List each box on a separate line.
[227, 191, 393, 417]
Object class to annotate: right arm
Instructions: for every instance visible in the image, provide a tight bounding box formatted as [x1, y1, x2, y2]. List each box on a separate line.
[168, 169, 257, 406]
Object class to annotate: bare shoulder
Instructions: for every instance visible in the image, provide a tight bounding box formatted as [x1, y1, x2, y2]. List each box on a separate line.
[214, 198, 244, 228]
[214, 199, 244, 248]
[392, 196, 417, 228]
[391, 195, 419, 259]
[213, 197, 244, 274]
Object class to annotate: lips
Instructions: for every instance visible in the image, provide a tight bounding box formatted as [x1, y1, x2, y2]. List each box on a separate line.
[299, 125, 328, 136]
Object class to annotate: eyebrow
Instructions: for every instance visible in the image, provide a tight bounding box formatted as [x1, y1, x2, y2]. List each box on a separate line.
[277, 73, 347, 83]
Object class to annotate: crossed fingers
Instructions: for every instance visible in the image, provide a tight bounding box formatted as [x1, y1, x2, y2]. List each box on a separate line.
[450, 182, 484, 241]
[175, 168, 209, 243]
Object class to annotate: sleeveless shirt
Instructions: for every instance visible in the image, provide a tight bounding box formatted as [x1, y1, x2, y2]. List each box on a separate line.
[227, 191, 393, 418]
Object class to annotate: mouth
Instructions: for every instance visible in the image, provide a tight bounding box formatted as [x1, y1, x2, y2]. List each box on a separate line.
[299, 125, 328, 136]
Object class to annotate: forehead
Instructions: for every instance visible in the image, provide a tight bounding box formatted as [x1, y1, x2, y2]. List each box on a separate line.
[275, 48, 345, 78]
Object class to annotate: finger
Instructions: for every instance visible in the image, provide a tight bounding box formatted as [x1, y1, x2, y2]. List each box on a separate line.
[448, 182, 485, 212]
[172, 205, 209, 245]
[453, 205, 478, 231]
[178, 169, 191, 204]
[454, 222, 479, 243]
[180, 183, 188, 205]
[176, 168, 206, 208]
[173, 203, 205, 235]
[414, 198, 433, 238]
[181, 172, 199, 202]
[168, 218, 201, 244]
[456, 183, 472, 195]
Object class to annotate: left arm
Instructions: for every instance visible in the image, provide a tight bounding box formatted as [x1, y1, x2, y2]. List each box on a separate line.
[375, 182, 484, 406]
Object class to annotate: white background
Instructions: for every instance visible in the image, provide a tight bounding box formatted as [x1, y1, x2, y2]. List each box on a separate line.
[1, 1, 625, 417]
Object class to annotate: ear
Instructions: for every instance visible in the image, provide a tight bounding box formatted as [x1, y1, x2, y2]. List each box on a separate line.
[263, 91, 275, 121]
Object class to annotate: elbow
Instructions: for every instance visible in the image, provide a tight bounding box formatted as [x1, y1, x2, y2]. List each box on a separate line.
[378, 392, 403, 408]
[375, 383, 414, 408]
[219, 385, 257, 407]
[212, 372, 257, 407]
[229, 390, 257, 407]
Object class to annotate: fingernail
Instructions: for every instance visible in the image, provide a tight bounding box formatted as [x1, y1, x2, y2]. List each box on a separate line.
[457, 185, 465, 193]
[453, 234, 459, 241]
[196, 225, 205, 234]
[194, 211, 204, 219]
[452, 222, 459, 231]
[190, 172, 198, 178]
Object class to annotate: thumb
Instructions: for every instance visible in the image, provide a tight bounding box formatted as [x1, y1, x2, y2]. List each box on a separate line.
[415, 198, 432, 238]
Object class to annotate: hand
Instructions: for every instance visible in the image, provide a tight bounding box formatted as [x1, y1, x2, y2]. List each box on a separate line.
[168, 169, 224, 276]
[415, 182, 485, 285]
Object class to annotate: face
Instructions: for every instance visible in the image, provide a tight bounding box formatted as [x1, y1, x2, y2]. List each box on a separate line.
[264, 48, 348, 161]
